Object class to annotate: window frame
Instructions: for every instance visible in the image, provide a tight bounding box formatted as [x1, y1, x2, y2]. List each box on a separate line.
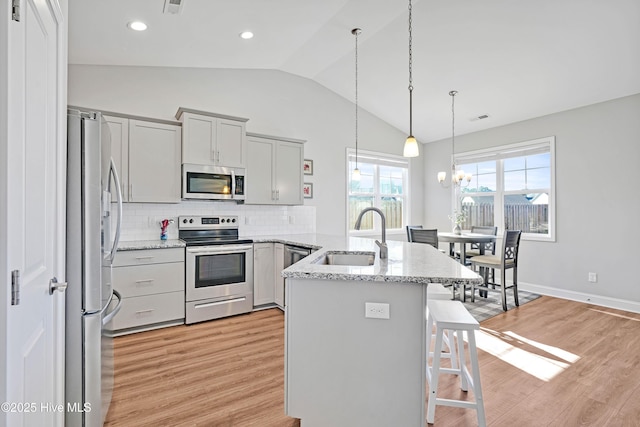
[346, 148, 410, 237]
[454, 136, 556, 242]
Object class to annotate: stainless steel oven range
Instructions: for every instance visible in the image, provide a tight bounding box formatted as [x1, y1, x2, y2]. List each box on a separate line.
[179, 215, 253, 324]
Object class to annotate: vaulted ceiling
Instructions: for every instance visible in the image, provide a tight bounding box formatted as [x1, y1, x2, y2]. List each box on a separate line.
[69, 0, 640, 143]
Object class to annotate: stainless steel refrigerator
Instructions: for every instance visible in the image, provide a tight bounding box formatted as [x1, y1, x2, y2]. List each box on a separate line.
[66, 109, 123, 426]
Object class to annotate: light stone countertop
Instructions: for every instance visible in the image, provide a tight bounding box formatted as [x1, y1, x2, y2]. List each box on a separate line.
[250, 233, 349, 250]
[276, 235, 483, 285]
[117, 239, 186, 251]
[116, 234, 482, 285]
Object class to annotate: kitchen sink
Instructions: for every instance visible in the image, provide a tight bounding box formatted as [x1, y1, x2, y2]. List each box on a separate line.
[314, 251, 376, 266]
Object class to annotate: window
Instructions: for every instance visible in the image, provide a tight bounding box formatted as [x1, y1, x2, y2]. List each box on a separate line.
[455, 137, 555, 241]
[346, 149, 409, 235]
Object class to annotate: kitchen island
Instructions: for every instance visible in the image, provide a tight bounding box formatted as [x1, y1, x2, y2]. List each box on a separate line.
[281, 238, 482, 427]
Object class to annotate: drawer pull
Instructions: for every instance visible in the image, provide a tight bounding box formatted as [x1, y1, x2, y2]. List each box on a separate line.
[134, 279, 155, 284]
[135, 256, 155, 260]
[135, 309, 155, 316]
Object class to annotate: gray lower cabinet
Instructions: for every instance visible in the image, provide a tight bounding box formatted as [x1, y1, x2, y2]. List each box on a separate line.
[274, 243, 285, 307]
[110, 248, 185, 335]
[253, 242, 285, 309]
[253, 243, 276, 306]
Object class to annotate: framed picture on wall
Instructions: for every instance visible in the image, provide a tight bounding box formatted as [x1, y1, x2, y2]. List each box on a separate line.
[303, 159, 314, 175]
[303, 183, 313, 198]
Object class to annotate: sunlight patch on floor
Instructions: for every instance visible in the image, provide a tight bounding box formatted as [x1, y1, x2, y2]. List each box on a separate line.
[474, 329, 576, 381]
[503, 331, 580, 363]
[588, 308, 640, 322]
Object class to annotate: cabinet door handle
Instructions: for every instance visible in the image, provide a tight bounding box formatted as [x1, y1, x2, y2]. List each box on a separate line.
[276, 189, 280, 200]
[212, 149, 216, 161]
[134, 279, 155, 284]
[135, 256, 155, 261]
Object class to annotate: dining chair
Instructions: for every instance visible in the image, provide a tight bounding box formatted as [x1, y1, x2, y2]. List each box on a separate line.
[409, 228, 439, 248]
[406, 225, 423, 242]
[470, 229, 522, 311]
[456, 225, 498, 265]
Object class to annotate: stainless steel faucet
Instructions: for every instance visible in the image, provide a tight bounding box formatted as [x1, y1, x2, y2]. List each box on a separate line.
[354, 207, 388, 259]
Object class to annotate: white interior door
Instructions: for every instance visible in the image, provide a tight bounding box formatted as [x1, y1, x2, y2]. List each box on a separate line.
[1, 0, 66, 426]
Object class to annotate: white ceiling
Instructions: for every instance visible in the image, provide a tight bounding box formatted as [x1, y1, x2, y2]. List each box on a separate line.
[69, 0, 640, 143]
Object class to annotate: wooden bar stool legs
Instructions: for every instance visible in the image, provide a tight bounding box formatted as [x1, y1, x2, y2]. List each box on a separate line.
[426, 300, 486, 427]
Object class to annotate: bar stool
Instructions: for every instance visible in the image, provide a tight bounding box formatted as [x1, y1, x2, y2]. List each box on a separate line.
[427, 283, 451, 301]
[426, 299, 486, 427]
[427, 284, 458, 380]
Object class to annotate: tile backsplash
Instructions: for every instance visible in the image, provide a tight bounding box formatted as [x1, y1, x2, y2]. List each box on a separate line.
[114, 201, 316, 241]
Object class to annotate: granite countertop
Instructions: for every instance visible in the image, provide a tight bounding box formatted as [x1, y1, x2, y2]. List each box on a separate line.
[117, 239, 186, 251]
[116, 234, 481, 285]
[250, 233, 349, 251]
[281, 236, 483, 285]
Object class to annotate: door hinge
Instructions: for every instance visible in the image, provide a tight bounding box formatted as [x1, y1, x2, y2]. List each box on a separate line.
[11, 270, 20, 305]
[12, 0, 20, 22]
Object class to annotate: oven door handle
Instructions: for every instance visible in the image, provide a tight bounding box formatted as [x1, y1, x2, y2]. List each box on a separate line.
[186, 244, 253, 254]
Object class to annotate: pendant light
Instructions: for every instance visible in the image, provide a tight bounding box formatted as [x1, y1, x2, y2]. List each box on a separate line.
[352, 28, 362, 181]
[403, 0, 419, 158]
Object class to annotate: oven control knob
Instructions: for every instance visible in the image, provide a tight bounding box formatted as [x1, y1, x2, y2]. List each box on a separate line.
[189, 219, 194, 223]
[182, 219, 187, 224]
[232, 218, 236, 223]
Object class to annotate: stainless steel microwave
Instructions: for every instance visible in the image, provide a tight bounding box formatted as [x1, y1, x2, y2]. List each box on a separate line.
[182, 164, 245, 201]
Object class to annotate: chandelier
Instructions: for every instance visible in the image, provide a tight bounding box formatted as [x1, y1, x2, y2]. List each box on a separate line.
[438, 90, 471, 187]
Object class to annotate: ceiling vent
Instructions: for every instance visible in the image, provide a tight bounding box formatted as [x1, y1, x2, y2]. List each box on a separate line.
[163, 0, 184, 14]
[470, 114, 490, 122]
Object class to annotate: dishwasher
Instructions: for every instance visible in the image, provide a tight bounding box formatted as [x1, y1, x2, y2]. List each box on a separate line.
[284, 244, 312, 268]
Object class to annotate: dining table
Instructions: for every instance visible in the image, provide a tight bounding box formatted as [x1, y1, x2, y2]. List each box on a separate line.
[438, 231, 497, 301]
[438, 232, 497, 263]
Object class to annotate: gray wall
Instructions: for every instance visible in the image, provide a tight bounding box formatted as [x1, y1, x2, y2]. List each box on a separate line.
[68, 65, 423, 236]
[423, 93, 640, 308]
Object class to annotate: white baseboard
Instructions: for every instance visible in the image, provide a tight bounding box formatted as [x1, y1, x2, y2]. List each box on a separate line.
[520, 282, 640, 314]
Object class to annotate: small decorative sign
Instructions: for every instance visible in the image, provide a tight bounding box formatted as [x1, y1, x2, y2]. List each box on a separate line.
[303, 159, 314, 175]
[303, 183, 313, 199]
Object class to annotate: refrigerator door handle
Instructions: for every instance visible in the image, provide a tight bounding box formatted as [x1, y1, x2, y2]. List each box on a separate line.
[84, 290, 114, 317]
[108, 158, 123, 264]
[102, 290, 122, 326]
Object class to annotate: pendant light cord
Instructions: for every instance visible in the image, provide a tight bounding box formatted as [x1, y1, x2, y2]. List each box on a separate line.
[353, 28, 360, 170]
[450, 90, 457, 174]
[408, 0, 413, 136]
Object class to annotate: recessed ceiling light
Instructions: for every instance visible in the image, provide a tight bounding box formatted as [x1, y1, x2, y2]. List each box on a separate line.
[128, 21, 148, 31]
[239, 31, 254, 40]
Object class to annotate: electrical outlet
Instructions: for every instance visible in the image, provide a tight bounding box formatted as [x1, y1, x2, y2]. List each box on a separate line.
[365, 302, 390, 319]
[588, 272, 598, 283]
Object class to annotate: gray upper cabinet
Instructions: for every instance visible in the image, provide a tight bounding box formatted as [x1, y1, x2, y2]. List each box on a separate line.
[128, 120, 182, 203]
[104, 115, 129, 202]
[246, 132, 305, 205]
[176, 108, 249, 168]
[104, 114, 182, 204]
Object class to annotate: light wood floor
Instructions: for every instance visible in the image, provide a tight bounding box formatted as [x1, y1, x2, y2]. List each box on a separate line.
[105, 297, 640, 426]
